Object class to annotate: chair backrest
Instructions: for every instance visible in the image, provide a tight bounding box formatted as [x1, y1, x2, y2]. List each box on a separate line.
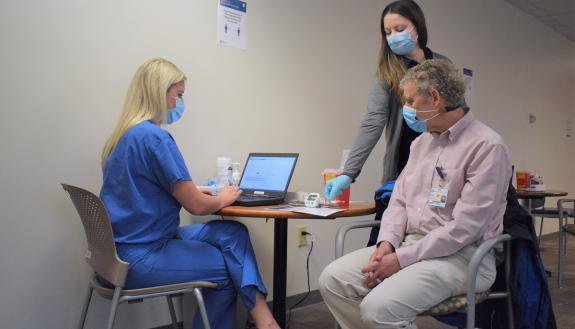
[557, 198, 575, 216]
[530, 197, 545, 209]
[62, 183, 129, 287]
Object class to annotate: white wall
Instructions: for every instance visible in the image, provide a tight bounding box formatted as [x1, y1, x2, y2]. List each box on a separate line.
[0, 0, 573, 328]
[423, 1, 575, 236]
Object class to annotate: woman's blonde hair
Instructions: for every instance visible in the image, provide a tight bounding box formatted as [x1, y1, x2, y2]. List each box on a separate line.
[377, 0, 428, 99]
[377, 47, 408, 99]
[101, 58, 186, 167]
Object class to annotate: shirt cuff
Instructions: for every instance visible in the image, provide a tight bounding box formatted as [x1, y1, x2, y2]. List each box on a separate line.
[341, 171, 357, 183]
[376, 232, 402, 251]
[395, 244, 419, 268]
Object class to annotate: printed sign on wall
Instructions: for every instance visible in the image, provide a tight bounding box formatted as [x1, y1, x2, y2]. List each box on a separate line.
[217, 0, 247, 50]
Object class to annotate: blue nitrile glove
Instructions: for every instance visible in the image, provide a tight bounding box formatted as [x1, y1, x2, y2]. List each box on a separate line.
[375, 179, 396, 206]
[324, 175, 351, 202]
[375, 179, 396, 199]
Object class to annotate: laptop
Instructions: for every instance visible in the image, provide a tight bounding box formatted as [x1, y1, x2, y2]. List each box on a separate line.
[233, 153, 299, 206]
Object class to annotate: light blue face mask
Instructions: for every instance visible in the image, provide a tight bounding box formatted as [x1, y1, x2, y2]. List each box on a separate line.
[166, 97, 185, 124]
[402, 106, 439, 133]
[386, 27, 418, 56]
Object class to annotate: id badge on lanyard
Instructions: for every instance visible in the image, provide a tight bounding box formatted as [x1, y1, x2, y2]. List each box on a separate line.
[428, 166, 448, 208]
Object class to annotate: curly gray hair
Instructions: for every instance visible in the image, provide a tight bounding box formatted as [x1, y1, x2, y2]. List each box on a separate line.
[399, 59, 467, 110]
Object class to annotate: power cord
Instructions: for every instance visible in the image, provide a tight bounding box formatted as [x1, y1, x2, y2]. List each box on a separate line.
[286, 231, 314, 328]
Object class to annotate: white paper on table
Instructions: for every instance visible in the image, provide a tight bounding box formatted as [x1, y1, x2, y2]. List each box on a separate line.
[217, 0, 247, 50]
[286, 206, 345, 217]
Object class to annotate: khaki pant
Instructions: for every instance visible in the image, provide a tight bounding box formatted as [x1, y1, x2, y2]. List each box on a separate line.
[318, 235, 496, 329]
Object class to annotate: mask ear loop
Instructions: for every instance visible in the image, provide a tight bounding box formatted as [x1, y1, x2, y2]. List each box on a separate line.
[389, 25, 414, 38]
[419, 111, 441, 122]
[414, 108, 441, 121]
[398, 26, 418, 45]
[403, 105, 437, 113]
[411, 26, 419, 43]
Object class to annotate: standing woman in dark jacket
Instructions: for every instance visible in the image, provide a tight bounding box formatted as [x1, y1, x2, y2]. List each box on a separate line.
[324, 0, 450, 216]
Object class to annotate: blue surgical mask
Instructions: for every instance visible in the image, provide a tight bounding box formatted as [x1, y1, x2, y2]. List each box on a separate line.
[166, 97, 185, 124]
[387, 27, 418, 56]
[402, 105, 439, 133]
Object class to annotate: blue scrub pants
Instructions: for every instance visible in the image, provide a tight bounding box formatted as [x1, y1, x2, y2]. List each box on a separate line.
[116, 220, 267, 329]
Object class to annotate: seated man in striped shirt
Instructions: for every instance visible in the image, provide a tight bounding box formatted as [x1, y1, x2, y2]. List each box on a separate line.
[319, 59, 512, 329]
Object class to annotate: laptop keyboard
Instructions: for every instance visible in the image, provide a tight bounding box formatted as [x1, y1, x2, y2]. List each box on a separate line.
[238, 194, 274, 200]
[233, 193, 283, 206]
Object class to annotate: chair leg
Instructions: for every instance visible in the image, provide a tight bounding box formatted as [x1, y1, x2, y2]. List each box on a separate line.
[558, 223, 564, 288]
[505, 242, 514, 329]
[166, 296, 179, 329]
[506, 295, 515, 329]
[564, 229, 569, 256]
[106, 287, 122, 329]
[563, 232, 568, 256]
[193, 288, 211, 329]
[77, 285, 93, 329]
[537, 216, 544, 246]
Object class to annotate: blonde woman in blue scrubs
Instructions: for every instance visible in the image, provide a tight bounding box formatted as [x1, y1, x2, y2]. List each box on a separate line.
[100, 58, 280, 329]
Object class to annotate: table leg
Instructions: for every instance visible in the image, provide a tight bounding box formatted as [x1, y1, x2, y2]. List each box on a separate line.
[273, 218, 288, 328]
[558, 216, 564, 288]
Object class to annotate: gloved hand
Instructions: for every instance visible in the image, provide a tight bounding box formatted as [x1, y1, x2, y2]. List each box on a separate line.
[324, 175, 351, 202]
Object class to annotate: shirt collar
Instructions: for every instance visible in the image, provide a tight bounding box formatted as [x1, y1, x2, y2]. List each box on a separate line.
[445, 110, 474, 142]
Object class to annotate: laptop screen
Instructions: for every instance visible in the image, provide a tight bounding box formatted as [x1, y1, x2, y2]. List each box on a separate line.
[239, 153, 298, 192]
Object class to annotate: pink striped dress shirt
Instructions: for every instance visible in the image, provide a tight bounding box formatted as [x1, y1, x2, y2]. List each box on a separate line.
[377, 112, 512, 268]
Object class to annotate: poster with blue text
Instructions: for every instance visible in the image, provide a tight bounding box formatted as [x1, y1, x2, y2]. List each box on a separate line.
[217, 0, 247, 50]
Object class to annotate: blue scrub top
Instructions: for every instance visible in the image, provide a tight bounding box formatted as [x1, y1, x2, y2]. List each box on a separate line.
[101, 121, 192, 245]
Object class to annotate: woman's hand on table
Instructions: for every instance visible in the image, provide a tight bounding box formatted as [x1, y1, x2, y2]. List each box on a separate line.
[218, 186, 242, 207]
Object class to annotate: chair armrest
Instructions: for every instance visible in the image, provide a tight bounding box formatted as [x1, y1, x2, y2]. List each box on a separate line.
[466, 234, 513, 329]
[335, 220, 381, 259]
[558, 199, 575, 225]
[557, 198, 575, 208]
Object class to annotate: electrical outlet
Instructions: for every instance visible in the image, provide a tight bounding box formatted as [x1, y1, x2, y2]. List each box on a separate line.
[297, 225, 307, 247]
